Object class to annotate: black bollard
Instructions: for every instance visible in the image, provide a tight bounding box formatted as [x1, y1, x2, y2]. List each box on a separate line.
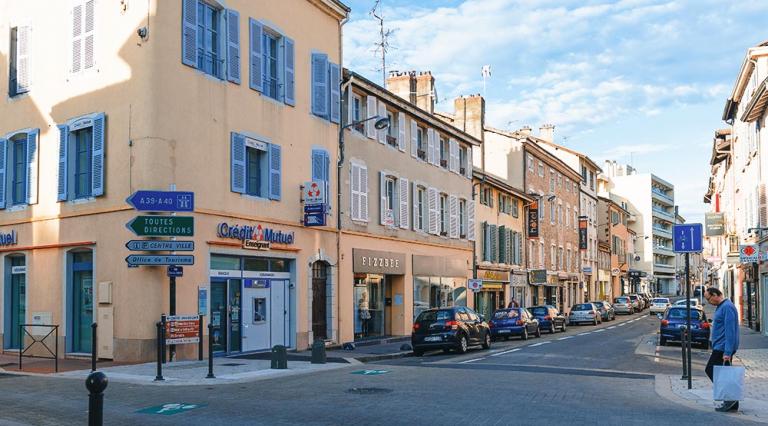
[311, 340, 326, 364]
[155, 322, 164, 381]
[271, 345, 287, 369]
[91, 322, 98, 372]
[198, 315, 204, 361]
[85, 371, 108, 426]
[206, 323, 215, 379]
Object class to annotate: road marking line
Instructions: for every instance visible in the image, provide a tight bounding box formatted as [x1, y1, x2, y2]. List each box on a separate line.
[618, 323, 627, 326]
[593, 329, 605, 333]
[529, 342, 551, 347]
[607, 326, 616, 329]
[490, 348, 521, 357]
[578, 332, 591, 336]
[459, 357, 486, 364]
[557, 336, 574, 340]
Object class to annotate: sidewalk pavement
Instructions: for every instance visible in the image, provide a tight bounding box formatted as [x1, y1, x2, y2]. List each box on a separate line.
[234, 337, 413, 364]
[658, 326, 768, 423]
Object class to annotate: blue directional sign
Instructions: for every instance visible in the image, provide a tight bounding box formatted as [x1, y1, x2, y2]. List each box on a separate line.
[126, 190, 194, 212]
[673, 223, 703, 253]
[167, 266, 184, 277]
[304, 211, 326, 227]
[125, 255, 195, 266]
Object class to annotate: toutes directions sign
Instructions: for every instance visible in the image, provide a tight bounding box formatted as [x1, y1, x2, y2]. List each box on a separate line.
[127, 216, 194, 237]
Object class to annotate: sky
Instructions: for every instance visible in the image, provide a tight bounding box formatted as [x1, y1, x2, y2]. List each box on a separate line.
[340, 0, 768, 224]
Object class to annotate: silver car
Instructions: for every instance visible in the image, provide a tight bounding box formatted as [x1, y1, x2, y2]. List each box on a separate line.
[613, 296, 634, 315]
[650, 297, 671, 315]
[568, 303, 601, 325]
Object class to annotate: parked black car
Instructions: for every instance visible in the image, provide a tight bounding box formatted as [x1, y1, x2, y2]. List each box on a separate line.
[412, 307, 491, 356]
[528, 305, 567, 333]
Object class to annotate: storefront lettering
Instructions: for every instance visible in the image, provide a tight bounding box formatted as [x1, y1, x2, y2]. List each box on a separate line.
[361, 256, 400, 269]
[217, 223, 295, 245]
[0, 230, 18, 246]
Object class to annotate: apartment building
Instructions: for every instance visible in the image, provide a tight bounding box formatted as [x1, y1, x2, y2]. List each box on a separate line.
[336, 71, 478, 343]
[598, 196, 630, 298]
[0, 0, 350, 361]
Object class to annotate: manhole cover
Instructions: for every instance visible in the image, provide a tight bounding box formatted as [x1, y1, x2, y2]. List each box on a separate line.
[346, 388, 393, 395]
[220, 363, 246, 367]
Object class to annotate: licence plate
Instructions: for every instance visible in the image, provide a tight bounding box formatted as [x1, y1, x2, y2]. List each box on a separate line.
[497, 329, 511, 334]
[424, 336, 442, 342]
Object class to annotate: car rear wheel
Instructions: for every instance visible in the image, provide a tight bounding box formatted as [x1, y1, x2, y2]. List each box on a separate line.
[535, 327, 541, 338]
[521, 328, 529, 340]
[457, 335, 468, 354]
[560, 322, 567, 332]
[482, 333, 491, 350]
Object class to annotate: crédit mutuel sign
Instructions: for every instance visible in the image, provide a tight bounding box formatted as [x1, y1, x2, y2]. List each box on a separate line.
[217, 222, 295, 251]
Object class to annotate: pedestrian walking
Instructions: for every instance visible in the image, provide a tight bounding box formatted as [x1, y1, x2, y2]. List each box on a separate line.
[703, 287, 740, 412]
[507, 297, 519, 308]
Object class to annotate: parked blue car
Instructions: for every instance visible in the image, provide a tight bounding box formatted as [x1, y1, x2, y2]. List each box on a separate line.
[528, 305, 567, 334]
[488, 308, 541, 340]
[659, 306, 711, 349]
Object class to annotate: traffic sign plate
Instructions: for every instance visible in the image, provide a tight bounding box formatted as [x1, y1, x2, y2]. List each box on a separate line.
[126, 191, 194, 212]
[125, 240, 195, 251]
[167, 266, 184, 277]
[304, 211, 326, 227]
[673, 223, 703, 253]
[126, 216, 194, 237]
[125, 255, 195, 266]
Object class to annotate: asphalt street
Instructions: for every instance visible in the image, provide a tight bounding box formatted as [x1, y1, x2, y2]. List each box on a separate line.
[0, 310, 752, 426]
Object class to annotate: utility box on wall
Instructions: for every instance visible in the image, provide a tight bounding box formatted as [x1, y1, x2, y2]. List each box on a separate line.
[97, 281, 114, 359]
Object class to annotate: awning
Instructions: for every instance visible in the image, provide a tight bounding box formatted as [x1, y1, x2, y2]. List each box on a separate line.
[741, 76, 768, 122]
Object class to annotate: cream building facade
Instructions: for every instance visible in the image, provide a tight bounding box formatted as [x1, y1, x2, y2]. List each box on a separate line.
[0, 0, 350, 361]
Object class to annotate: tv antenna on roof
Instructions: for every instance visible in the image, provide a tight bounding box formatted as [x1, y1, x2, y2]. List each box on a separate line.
[370, 0, 396, 85]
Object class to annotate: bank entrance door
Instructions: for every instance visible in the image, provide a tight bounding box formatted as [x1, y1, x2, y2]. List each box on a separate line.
[241, 279, 288, 352]
[5, 256, 26, 349]
[210, 279, 242, 354]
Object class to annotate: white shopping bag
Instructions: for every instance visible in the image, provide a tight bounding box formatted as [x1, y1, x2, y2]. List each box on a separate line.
[713, 364, 745, 401]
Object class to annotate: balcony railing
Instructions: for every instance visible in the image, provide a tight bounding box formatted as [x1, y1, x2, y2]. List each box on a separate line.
[652, 207, 674, 220]
[386, 135, 398, 147]
[653, 225, 672, 235]
[651, 187, 674, 203]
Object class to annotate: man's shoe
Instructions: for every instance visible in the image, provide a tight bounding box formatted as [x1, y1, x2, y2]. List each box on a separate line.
[715, 401, 738, 412]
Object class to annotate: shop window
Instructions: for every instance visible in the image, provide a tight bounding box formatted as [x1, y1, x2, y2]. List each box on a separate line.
[243, 257, 268, 271]
[269, 258, 289, 272]
[210, 255, 240, 270]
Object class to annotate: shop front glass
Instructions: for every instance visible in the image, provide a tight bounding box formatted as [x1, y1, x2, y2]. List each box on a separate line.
[413, 276, 467, 319]
[354, 274, 385, 340]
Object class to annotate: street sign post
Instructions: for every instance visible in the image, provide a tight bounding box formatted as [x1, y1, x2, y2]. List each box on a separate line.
[126, 216, 194, 237]
[167, 266, 184, 277]
[126, 191, 194, 212]
[125, 240, 195, 251]
[125, 255, 195, 266]
[468, 279, 483, 291]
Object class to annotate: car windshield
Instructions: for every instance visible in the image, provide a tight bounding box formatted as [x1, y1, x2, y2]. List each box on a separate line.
[531, 307, 548, 316]
[592, 302, 604, 308]
[666, 309, 703, 320]
[628, 296, 638, 300]
[493, 309, 519, 319]
[653, 298, 669, 303]
[417, 310, 453, 322]
[615, 297, 628, 303]
[573, 304, 593, 311]
[676, 300, 698, 305]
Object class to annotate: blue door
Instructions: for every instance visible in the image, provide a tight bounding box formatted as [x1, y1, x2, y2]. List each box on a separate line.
[6, 256, 26, 349]
[72, 252, 93, 353]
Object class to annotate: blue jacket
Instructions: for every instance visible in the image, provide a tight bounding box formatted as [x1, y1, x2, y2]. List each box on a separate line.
[711, 299, 739, 356]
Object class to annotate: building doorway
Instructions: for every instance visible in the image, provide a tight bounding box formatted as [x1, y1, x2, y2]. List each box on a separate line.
[354, 274, 386, 340]
[70, 251, 93, 354]
[210, 279, 242, 354]
[311, 261, 329, 341]
[4, 255, 26, 349]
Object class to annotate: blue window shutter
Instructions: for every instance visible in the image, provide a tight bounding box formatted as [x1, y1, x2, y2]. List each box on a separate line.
[249, 18, 263, 92]
[230, 132, 246, 194]
[329, 62, 341, 123]
[311, 149, 323, 181]
[181, 0, 198, 68]
[323, 151, 330, 182]
[268, 144, 282, 200]
[57, 124, 69, 201]
[26, 129, 39, 205]
[311, 53, 328, 118]
[284, 37, 295, 106]
[91, 113, 106, 197]
[0, 138, 6, 209]
[225, 9, 240, 84]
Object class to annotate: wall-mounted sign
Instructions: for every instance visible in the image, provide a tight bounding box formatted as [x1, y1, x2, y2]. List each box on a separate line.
[0, 230, 18, 246]
[529, 269, 547, 284]
[126, 216, 194, 237]
[579, 217, 588, 250]
[582, 266, 593, 274]
[705, 212, 725, 236]
[468, 279, 483, 291]
[739, 244, 763, 263]
[611, 268, 620, 276]
[479, 269, 510, 282]
[217, 223, 294, 245]
[125, 240, 195, 251]
[303, 181, 327, 205]
[353, 249, 406, 275]
[126, 190, 194, 212]
[527, 200, 539, 238]
[125, 255, 195, 266]
[243, 239, 270, 250]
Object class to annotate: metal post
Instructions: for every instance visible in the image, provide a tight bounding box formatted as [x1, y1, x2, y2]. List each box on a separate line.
[18, 324, 22, 370]
[198, 315, 204, 361]
[91, 323, 98, 372]
[161, 315, 167, 364]
[154, 322, 164, 381]
[680, 327, 688, 380]
[86, 371, 108, 426]
[55, 326, 59, 373]
[206, 323, 215, 379]
[170, 277, 176, 362]
[747, 276, 754, 329]
[685, 252, 692, 390]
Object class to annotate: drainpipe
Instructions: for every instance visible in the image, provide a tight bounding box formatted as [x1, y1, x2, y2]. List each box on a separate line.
[335, 14, 350, 345]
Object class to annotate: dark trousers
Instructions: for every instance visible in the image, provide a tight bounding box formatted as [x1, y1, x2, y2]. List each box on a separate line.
[705, 350, 724, 382]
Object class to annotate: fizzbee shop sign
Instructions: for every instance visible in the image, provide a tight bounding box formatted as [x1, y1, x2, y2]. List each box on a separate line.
[217, 223, 295, 249]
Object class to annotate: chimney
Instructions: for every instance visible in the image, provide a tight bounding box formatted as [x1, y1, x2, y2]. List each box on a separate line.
[415, 71, 435, 113]
[518, 126, 532, 136]
[386, 71, 417, 105]
[539, 124, 555, 142]
[453, 94, 485, 141]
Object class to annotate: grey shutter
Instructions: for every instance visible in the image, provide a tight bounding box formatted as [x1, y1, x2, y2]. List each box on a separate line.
[467, 199, 476, 241]
[84, 0, 94, 70]
[410, 119, 418, 158]
[345, 87, 353, 126]
[284, 37, 295, 105]
[379, 171, 387, 226]
[350, 164, 360, 221]
[57, 124, 69, 201]
[226, 9, 240, 84]
[365, 96, 377, 138]
[427, 129, 435, 164]
[26, 129, 39, 205]
[399, 178, 409, 229]
[15, 25, 30, 94]
[449, 139, 458, 173]
[398, 113, 406, 151]
[0, 138, 6, 209]
[230, 132, 246, 193]
[498, 225, 506, 264]
[360, 165, 369, 221]
[329, 63, 341, 123]
[481, 222, 489, 261]
[490, 224, 499, 263]
[72, 3, 83, 73]
[377, 101, 387, 144]
[249, 18, 263, 92]
[311, 53, 329, 118]
[412, 182, 419, 231]
[465, 146, 473, 178]
[268, 143, 281, 200]
[449, 195, 458, 238]
[428, 187, 438, 235]
[181, 0, 197, 67]
[91, 113, 105, 197]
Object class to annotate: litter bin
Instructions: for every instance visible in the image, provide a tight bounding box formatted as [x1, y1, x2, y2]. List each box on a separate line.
[311, 340, 326, 364]
[271, 345, 288, 369]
